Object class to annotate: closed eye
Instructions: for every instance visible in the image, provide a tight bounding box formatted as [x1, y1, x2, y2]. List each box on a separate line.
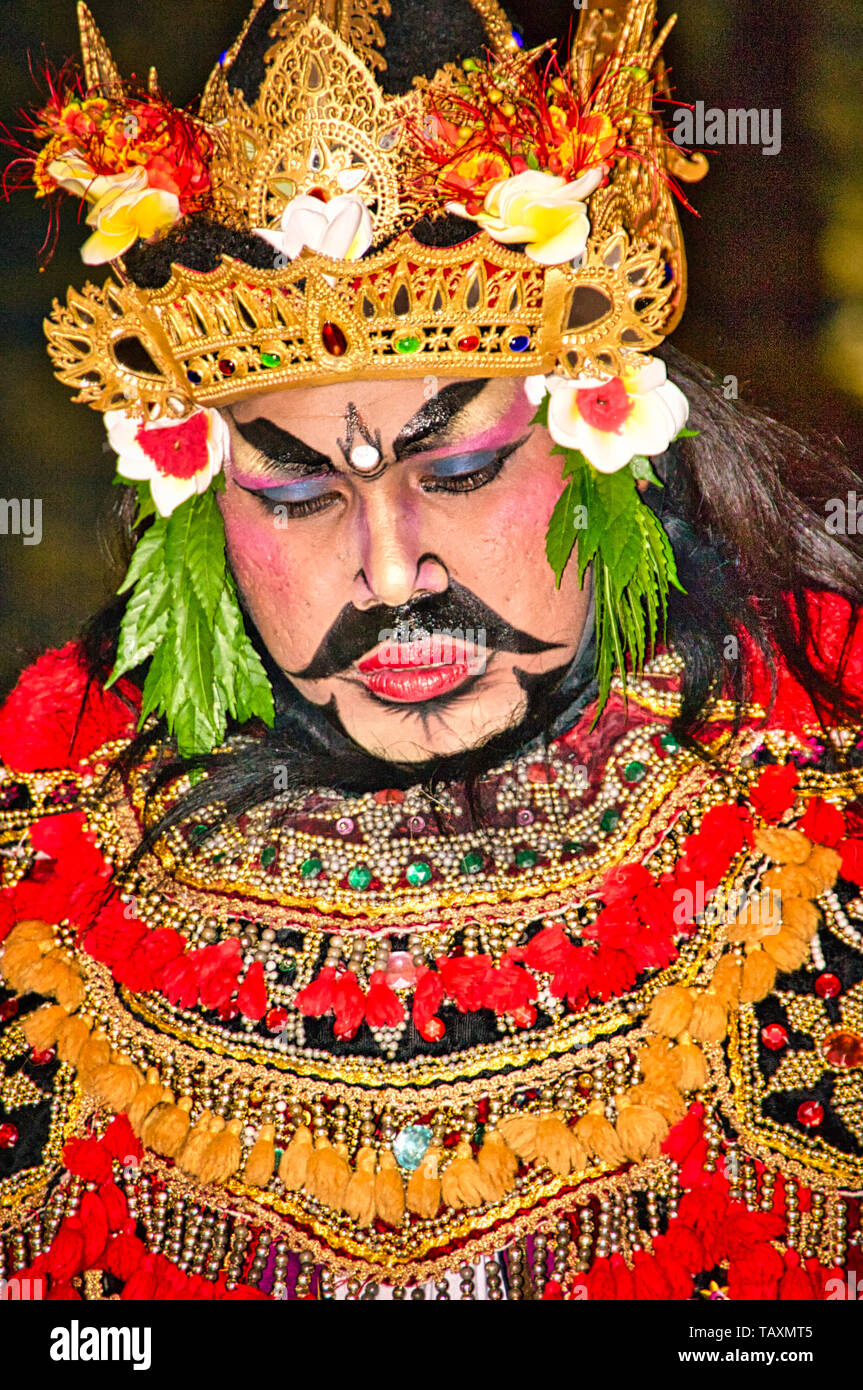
[420, 434, 528, 494]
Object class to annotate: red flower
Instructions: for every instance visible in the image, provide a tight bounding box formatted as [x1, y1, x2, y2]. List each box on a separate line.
[80, 1190, 109, 1267]
[116, 927, 185, 992]
[237, 960, 267, 1020]
[518, 927, 573, 974]
[365, 972, 404, 1028]
[799, 797, 845, 848]
[105, 1233, 146, 1281]
[101, 1114, 142, 1164]
[588, 946, 637, 1000]
[45, 1218, 86, 1282]
[750, 763, 799, 821]
[332, 970, 366, 1040]
[0, 892, 16, 944]
[550, 946, 592, 1008]
[199, 961, 241, 1012]
[295, 965, 337, 1017]
[840, 837, 863, 886]
[480, 957, 537, 1013]
[160, 952, 200, 1009]
[85, 910, 148, 971]
[63, 1136, 113, 1184]
[0, 643, 137, 772]
[412, 969, 445, 1030]
[436, 953, 493, 1010]
[98, 1182, 129, 1231]
[598, 863, 652, 904]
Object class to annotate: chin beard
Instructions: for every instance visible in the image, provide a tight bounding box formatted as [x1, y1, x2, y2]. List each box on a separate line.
[266, 651, 592, 795]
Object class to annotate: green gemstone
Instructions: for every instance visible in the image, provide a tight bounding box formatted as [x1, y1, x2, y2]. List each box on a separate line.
[599, 809, 620, 833]
[660, 733, 680, 753]
[260, 845, 276, 866]
[563, 840, 586, 855]
[395, 334, 421, 354]
[348, 864, 372, 891]
[191, 823, 209, 841]
[460, 851, 484, 875]
[406, 860, 432, 886]
[300, 856, 323, 879]
[211, 852, 226, 864]
[278, 957, 296, 975]
[260, 351, 282, 369]
[623, 760, 647, 783]
[515, 849, 538, 868]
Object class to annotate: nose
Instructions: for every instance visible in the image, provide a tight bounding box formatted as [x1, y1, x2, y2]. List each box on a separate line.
[350, 488, 448, 609]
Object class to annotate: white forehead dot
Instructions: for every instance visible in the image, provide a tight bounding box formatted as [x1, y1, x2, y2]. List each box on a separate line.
[350, 443, 381, 471]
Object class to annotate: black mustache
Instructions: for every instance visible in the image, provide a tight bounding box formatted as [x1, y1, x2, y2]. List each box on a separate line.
[287, 580, 562, 682]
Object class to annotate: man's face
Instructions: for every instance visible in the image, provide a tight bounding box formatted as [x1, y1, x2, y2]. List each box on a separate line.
[219, 376, 590, 762]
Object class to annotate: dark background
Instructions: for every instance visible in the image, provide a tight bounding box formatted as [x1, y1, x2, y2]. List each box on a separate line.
[1, 0, 862, 696]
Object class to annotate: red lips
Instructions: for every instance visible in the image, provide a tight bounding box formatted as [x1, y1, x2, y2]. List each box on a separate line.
[356, 638, 481, 703]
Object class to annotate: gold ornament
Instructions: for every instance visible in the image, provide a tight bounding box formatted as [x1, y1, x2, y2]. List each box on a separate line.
[42, 0, 707, 419]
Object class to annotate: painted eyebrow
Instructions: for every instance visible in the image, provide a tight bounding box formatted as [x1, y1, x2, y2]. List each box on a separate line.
[229, 414, 334, 476]
[392, 379, 491, 459]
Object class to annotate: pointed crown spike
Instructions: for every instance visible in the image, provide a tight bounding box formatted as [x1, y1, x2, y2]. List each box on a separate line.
[76, 2, 124, 99]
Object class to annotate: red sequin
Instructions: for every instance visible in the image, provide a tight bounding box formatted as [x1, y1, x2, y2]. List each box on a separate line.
[815, 973, 841, 999]
[761, 1023, 788, 1051]
[796, 1101, 824, 1128]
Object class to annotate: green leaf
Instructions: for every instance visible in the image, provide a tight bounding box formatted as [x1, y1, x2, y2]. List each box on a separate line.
[116, 517, 167, 595]
[530, 394, 549, 429]
[183, 491, 228, 620]
[629, 454, 663, 488]
[545, 478, 582, 586]
[110, 569, 171, 680]
[674, 427, 700, 439]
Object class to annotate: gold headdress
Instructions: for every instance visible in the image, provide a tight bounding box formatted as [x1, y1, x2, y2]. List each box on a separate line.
[12, 0, 706, 758]
[43, 0, 706, 421]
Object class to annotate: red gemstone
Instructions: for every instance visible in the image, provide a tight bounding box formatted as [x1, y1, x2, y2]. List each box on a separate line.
[511, 1004, 537, 1028]
[797, 1100, 824, 1128]
[0, 1123, 18, 1149]
[321, 322, 348, 356]
[761, 1023, 788, 1051]
[266, 1007, 289, 1033]
[217, 359, 236, 376]
[457, 334, 480, 352]
[30, 1047, 56, 1066]
[815, 973, 841, 999]
[822, 1029, 863, 1069]
[527, 762, 557, 784]
[419, 1016, 445, 1042]
[374, 789, 405, 804]
[0, 998, 19, 1021]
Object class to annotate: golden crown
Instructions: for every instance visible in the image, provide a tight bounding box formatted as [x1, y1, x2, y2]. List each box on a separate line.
[41, 0, 707, 420]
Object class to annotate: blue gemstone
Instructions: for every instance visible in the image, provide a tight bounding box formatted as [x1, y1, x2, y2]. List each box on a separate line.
[511, 29, 524, 47]
[509, 334, 530, 353]
[393, 1124, 433, 1172]
[662, 261, 674, 283]
[186, 370, 202, 384]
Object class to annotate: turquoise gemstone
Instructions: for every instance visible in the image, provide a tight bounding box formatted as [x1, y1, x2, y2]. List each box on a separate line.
[393, 1124, 433, 1171]
[260, 845, 276, 866]
[300, 856, 323, 879]
[515, 849, 538, 868]
[406, 860, 432, 886]
[348, 864, 372, 891]
[599, 809, 620, 833]
[460, 851, 484, 875]
[660, 733, 679, 753]
[623, 760, 646, 783]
